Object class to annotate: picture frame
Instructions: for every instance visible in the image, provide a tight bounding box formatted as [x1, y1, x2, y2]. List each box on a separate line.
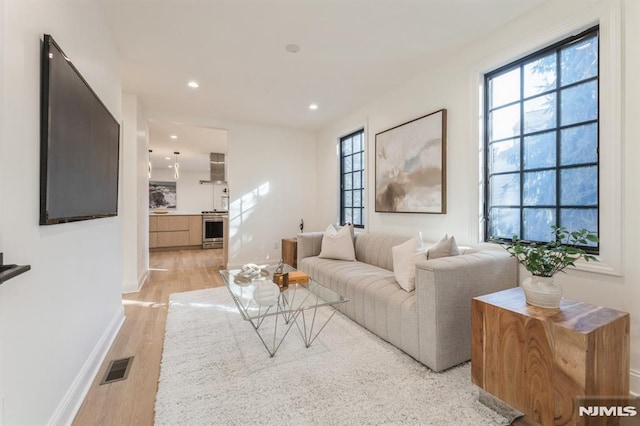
[375, 109, 447, 214]
[149, 181, 177, 209]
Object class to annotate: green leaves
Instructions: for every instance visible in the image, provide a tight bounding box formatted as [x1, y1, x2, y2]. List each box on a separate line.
[493, 226, 599, 277]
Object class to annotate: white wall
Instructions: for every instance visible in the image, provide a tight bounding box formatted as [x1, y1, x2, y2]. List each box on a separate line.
[150, 169, 217, 214]
[136, 98, 150, 292]
[0, 1, 125, 424]
[0, 0, 5, 422]
[212, 183, 229, 211]
[317, 0, 639, 393]
[226, 122, 317, 266]
[147, 109, 318, 266]
[122, 94, 149, 293]
[122, 94, 137, 292]
[617, 0, 640, 394]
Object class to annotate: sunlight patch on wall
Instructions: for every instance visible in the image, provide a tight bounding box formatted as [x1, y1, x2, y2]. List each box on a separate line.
[229, 182, 270, 258]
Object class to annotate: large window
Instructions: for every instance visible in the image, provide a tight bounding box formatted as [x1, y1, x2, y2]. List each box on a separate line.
[485, 27, 599, 252]
[340, 129, 365, 227]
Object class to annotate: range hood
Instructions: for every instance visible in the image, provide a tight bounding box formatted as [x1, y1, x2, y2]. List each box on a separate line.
[199, 153, 226, 184]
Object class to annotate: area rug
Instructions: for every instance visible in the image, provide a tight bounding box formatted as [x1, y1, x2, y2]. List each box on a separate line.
[155, 287, 509, 425]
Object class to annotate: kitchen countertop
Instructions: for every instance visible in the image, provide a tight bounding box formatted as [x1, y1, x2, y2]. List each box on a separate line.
[149, 211, 203, 216]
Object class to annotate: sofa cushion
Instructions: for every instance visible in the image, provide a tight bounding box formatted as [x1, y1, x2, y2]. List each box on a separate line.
[426, 234, 460, 259]
[318, 224, 356, 261]
[354, 233, 412, 271]
[392, 234, 425, 292]
[299, 256, 420, 359]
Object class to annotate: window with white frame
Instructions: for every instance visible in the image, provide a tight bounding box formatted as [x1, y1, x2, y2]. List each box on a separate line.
[484, 26, 599, 253]
[340, 129, 365, 227]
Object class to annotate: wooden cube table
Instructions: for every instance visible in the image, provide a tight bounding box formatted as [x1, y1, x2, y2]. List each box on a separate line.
[471, 287, 630, 425]
[281, 237, 298, 268]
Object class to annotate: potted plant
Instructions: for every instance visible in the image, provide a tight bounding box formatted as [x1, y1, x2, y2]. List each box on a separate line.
[495, 225, 599, 308]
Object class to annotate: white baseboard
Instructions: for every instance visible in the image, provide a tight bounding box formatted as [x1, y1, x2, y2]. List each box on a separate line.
[138, 269, 149, 289]
[121, 269, 148, 294]
[47, 307, 125, 426]
[121, 280, 139, 294]
[631, 368, 640, 396]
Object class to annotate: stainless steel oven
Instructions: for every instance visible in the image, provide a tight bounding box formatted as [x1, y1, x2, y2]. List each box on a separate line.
[202, 211, 226, 249]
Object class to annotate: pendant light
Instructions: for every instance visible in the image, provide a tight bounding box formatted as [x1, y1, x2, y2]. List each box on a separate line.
[148, 149, 153, 179]
[174, 151, 180, 180]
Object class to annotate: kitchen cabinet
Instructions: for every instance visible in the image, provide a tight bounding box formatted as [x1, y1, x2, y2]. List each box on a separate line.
[149, 216, 158, 232]
[189, 215, 203, 246]
[157, 231, 190, 248]
[149, 232, 158, 249]
[157, 215, 189, 232]
[149, 214, 202, 249]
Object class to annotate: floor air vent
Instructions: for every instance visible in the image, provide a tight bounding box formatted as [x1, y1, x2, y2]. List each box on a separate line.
[100, 356, 133, 385]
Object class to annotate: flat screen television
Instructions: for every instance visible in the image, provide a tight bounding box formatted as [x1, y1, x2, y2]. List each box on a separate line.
[40, 34, 120, 225]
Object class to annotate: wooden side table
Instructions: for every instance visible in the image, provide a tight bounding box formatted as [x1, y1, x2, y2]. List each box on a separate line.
[471, 287, 630, 425]
[281, 238, 297, 268]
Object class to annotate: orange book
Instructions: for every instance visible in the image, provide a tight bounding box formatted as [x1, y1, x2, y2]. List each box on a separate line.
[288, 271, 309, 283]
[274, 271, 309, 285]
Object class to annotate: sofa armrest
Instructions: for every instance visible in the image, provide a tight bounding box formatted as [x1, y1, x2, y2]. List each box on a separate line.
[297, 232, 324, 262]
[414, 250, 517, 372]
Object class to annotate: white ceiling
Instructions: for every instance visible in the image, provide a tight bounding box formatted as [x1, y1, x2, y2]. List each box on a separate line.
[148, 121, 228, 173]
[104, 0, 545, 133]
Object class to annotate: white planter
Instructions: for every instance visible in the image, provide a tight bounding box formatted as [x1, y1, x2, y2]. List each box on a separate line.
[521, 275, 562, 308]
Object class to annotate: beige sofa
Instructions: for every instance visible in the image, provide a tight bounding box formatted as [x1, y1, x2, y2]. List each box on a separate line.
[297, 232, 517, 372]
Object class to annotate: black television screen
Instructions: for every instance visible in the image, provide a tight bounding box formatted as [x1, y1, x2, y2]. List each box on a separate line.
[40, 34, 120, 225]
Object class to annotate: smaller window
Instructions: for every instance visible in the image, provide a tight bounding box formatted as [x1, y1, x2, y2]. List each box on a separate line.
[340, 130, 365, 228]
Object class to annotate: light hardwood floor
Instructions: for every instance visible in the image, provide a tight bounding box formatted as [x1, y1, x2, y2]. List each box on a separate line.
[72, 249, 224, 426]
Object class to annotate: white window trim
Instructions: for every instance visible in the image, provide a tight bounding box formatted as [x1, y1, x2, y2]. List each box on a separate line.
[469, 0, 622, 276]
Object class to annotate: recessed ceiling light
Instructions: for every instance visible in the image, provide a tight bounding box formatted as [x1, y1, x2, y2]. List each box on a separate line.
[165, 156, 171, 160]
[309, 103, 318, 110]
[170, 134, 178, 139]
[187, 80, 199, 89]
[168, 165, 173, 168]
[285, 43, 300, 53]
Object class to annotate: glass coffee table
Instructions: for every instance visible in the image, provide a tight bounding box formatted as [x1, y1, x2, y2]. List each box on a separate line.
[220, 263, 348, 357]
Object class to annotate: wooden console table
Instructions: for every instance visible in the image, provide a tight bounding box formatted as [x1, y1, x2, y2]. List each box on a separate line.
[471, 287, 630, 425]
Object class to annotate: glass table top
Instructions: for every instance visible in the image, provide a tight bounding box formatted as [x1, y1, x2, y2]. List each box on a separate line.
[220, 263, 348, 321]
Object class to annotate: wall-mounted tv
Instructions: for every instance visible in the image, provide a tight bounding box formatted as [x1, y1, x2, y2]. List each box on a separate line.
[40, 34, 120, 225]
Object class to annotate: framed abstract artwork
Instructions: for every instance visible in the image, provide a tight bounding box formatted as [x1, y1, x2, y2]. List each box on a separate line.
[375, 109, 447, 214]
[149, 181, 177, 209]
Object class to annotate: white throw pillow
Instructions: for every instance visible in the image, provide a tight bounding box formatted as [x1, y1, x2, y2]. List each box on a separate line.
[392, 233, 425, 292]
[426, 234, 460, 259]
[318, 224, 356, 261]
[336, 223, 355, 242]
